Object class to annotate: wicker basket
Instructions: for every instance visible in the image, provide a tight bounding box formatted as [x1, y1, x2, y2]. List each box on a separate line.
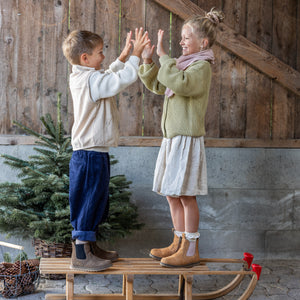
[33, 239, 72, 280]
[0, 259, 40, 298]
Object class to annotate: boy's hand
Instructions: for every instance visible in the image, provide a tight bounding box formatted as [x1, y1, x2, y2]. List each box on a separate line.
[142, 43, 155, 64]
[157, 29, 167, 57]
[131, 27, 151, 58]
[119, 31, 133, 63]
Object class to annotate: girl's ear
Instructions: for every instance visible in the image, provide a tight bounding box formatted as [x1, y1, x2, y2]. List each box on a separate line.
[202, 38, 209, 49]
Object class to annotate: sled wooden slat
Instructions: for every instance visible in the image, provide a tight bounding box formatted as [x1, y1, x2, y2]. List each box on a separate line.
[40, 257, 258, 300]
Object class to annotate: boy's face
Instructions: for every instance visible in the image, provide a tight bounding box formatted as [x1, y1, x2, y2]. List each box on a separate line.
[83, 43, 105, 70]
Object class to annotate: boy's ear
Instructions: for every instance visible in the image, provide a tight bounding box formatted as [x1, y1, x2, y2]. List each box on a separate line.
[80, 53, 89, 65]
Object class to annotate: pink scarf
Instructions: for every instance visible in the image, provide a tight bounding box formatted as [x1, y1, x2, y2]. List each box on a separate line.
[165, 49, 215, 97]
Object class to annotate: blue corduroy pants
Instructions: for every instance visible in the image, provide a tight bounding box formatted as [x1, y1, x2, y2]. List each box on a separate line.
[69, 150, 110, 241]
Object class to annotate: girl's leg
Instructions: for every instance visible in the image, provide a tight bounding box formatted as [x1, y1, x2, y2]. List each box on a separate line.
[149, 196, 184, 260]
[160, 196, 201, 267]
[179, 196, 199, 232]
[166, 196, 185, 232]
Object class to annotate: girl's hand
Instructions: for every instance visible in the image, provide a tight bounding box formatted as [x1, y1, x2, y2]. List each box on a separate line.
[119, 31, 133, 63]
[142, 43, 155, 64]
[131, 27, 151, 58]
[157, 29, 167, 57]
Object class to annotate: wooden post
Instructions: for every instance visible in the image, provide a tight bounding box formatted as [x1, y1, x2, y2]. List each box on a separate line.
[66, 273, 74, 300]
[126, 274, 134, 300]
[184, 275, 193, 300]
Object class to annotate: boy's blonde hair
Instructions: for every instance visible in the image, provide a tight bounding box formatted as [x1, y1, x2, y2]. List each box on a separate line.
[184, 8, 225, 48]
[62, 30, 103, 65]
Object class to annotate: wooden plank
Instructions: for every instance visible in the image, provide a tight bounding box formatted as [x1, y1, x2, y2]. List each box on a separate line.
[245, 69, 271, 139]
[245, 0, 273, 139]
[298, 0, 300, 72]
[44, 295, 185, 300]
[219, 52, 247, 138]
[41, 0, 69, 132]
[220, 1, 248, 138]
[271, 1, 298, 139]
[69, 0, 95, 31]
[143, 0, 169, 136]
[246, 0, 272, 53]
[118, 0, 145, 136]
[1, 135, 300, 148]
[272, 84, 296, 139]
[152, 0, 300, 97]
[296, 1, 300, 138]
[40, 257, 209, 272]
[223, 0, 247, 36]
[15, 0, 44, 133]
[205, 44, 221, 138]
[194, 0, 223, 12]
[170, 9, 183, 59]
[272, 0, 297, 69]
[95, 0, 120, 71]
[197, 0, 223, 138]
[0, 0, 18, 134]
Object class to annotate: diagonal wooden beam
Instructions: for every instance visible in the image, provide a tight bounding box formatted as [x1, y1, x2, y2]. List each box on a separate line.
[153, 0, 300, 97]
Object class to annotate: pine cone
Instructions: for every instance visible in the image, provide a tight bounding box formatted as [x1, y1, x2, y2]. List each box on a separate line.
[20, 273, 33, 286]
[13, 261, 28, 274]
[1, 262, 13, 270]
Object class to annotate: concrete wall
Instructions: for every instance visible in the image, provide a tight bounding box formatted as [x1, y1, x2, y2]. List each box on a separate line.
[0, 145, 299, 260]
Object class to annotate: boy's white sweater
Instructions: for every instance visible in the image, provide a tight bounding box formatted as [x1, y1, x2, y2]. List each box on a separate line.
[69, 56, 139, 151]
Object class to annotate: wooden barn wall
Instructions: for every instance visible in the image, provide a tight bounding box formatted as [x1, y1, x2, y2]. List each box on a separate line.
[0, 0, 299, 146]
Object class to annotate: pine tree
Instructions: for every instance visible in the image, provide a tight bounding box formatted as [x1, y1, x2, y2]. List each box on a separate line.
[0, 93, 143, 244]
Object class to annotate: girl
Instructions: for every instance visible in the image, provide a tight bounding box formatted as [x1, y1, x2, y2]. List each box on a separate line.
[138, 8, 224, 268]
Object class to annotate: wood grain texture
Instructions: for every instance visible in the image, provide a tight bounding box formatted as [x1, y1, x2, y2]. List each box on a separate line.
[0, 0, 18, 134]
[198, 0, 223, 138]
[245, 0, 272, 139]
[69, 0, 95, 31]
[1, 0, 300, 147]
[153, 0, 300, 96]
[41, 0, 69, 133]
[118, 0, 145, 136]
[271, 0, 298, 139]
[142, 0, 169, 136]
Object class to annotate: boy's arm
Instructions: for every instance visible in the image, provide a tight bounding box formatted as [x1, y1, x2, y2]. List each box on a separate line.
[89, 56, 140, 101]
[106, 59, 125, 73]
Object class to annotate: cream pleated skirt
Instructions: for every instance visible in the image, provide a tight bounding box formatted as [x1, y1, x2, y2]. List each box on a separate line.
[153, 135, 208, 197]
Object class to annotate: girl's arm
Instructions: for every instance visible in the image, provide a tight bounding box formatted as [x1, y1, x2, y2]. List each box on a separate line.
[138, 62, 166, 95]
[157, 56, 211, 97]
[138, 40, 166, 95]
[156, 29, 210, 97]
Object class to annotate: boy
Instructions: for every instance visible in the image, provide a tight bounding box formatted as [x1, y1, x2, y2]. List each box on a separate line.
[62, 28, 150, 271]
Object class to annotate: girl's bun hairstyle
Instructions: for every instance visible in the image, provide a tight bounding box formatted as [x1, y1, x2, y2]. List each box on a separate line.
[205, 7, 225, 25]
[184, 8, 225, 48]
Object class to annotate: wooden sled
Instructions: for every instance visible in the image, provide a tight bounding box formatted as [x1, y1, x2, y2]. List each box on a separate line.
[40, 252, 261, 300]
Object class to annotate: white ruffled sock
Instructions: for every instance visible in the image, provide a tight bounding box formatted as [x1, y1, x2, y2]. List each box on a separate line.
[185, 232, 200, 256]
[174, 230, 184, 238]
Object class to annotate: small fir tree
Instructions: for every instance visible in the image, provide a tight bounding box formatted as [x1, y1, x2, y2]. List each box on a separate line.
[0, 93, 143, 244]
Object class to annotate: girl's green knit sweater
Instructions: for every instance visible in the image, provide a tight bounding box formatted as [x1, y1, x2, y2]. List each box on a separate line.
[138, 54, 212, 138]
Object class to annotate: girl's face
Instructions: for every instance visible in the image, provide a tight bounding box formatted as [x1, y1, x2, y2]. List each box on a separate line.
[85, 43, 105, 70]
[180, 25, 201, 56]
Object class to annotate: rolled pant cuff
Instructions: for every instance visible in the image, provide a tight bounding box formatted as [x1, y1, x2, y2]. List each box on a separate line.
[72, 230, 96, 242]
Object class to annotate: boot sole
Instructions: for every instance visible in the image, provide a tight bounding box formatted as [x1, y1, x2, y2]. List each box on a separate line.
[160, 261, 201, 268]
[70, 262, 112, 272]
[149, 253, 162, 261]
